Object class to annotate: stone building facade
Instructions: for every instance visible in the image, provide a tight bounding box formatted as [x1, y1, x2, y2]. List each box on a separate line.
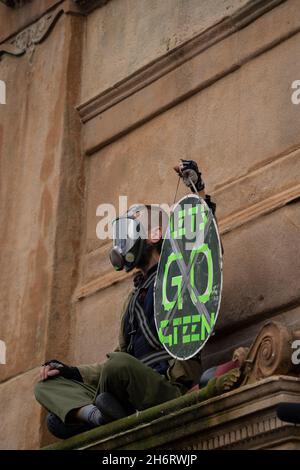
[0, 0, 299, 449]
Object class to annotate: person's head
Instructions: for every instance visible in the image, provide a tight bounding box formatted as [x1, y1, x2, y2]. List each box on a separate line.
[109, 204, 169, 273]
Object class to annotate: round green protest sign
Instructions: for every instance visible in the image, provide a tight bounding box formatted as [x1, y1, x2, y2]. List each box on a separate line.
[154, 194, 223, 360]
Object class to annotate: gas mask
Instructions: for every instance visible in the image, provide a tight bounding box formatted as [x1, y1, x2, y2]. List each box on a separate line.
[109, 205, 148, 272]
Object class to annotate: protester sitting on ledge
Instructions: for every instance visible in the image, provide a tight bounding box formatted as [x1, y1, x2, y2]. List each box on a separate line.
[34, 160, 217, 439]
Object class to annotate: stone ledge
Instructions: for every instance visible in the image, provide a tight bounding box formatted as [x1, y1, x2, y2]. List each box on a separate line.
[42, 375, 300, 450]
[77, 0, 286, 125]
[79, 0, 294, 155]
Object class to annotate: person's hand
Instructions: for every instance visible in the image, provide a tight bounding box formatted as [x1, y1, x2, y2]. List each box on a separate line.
[40, 359, 83, 382]
[174, 159, 205, 192]
[40, 364, 61, 381]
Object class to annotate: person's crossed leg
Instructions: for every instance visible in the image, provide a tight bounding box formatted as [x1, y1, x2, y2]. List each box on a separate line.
[35, 352, 181, 439]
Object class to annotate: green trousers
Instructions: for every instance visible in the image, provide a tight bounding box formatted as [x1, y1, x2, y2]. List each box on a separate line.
[35, 352, 182, 423]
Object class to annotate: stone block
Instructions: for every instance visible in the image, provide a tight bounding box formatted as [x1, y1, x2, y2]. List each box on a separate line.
[0, 368, 41, 449]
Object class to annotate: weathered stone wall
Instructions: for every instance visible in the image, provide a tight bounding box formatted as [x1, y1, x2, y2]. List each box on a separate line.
[75, 0, 300, 371]
[0, 1, 84, 449]
[80, 0, 250, 102]
[0, 0, 299, 449]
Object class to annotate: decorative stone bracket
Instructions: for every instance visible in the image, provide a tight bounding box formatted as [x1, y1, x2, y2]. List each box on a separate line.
[241, 321, 300, 384]
[0, 0, 110, 58]
[0, 7, 65, 58]
[190, 321, 300, 394]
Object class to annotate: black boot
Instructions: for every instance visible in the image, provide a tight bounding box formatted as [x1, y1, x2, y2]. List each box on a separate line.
[46, 413, 91, 440]
[95, 392, 130, 423]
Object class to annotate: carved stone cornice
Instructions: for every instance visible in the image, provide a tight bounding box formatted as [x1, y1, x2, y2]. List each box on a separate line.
[0, 0, 111, 57]
[0, 0, 109, 59]
[0, 6, 65, 58]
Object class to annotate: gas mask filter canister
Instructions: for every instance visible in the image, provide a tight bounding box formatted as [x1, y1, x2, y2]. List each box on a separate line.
[109, 211, 147, 272]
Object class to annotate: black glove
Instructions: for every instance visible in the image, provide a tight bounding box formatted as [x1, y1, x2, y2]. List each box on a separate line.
[43, 359, 83, 382]
[175, 159, 205, 193]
